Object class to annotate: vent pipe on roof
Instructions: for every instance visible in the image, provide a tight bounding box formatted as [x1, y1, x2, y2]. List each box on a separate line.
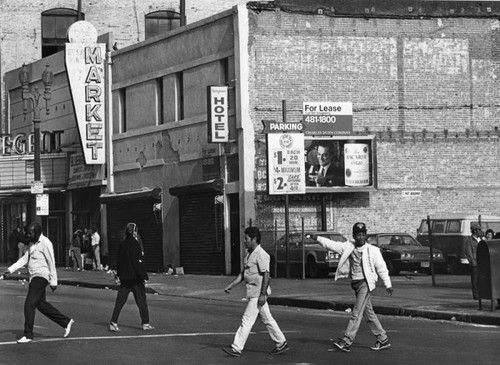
[180, 0, 186, 26]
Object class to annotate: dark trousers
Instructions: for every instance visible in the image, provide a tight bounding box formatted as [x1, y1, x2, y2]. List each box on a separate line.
[24, 277, 71, 339]
[111, 281, 149, 325]
[470, 265, 478, 300]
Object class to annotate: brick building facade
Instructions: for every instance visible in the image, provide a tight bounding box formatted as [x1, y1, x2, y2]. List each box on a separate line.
[248, 1, 500, 240]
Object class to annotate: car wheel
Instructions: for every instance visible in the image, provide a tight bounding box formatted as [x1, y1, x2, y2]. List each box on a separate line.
[306, 256, 320, 278]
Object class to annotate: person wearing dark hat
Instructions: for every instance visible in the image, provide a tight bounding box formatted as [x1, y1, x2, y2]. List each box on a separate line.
[309, 222, 393, 353]
[464, 222, 483, 300]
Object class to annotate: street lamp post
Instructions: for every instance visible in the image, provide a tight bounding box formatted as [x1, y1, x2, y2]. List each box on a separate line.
[18, 64, 53, 182]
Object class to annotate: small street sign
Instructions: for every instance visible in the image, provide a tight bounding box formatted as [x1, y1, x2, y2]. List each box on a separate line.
[31, 181, 44, 194]
[36, 194, 49, 216]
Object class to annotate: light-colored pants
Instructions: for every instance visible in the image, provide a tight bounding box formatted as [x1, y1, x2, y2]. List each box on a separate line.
[18, 242, 26, 260]
[81, 253, 88, 270]
[231, 297, 286, 353]
[343, 280, 387, 345]
[92, 245, 102, 270]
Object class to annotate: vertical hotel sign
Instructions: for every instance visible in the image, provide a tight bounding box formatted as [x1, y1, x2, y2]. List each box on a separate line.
[65, 21, 106, 164]
[207, 86, 228, 143]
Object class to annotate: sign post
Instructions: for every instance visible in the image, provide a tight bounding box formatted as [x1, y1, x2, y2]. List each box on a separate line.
[266, 100, 306, 278]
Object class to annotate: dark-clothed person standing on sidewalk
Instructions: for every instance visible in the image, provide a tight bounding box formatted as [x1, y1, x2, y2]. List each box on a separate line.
[464, 222, 483, 300]
[109, 223, 154, 332]
[1, 222, 74, 344]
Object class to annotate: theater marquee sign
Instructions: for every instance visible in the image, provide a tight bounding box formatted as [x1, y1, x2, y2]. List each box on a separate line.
[65, 21, 106, 164]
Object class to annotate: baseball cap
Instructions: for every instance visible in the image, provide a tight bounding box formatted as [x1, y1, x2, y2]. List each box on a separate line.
[470, 222, 482, 231]
[352, 222, 367, 236]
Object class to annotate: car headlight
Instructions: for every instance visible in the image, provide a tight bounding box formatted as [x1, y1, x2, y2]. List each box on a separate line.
[326, 251, 340, 261]
[401, 252, 414, 259]
[433, 253, 443, 259]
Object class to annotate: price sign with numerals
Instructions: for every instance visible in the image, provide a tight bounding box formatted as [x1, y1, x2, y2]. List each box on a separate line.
[267, 133, 305, 195]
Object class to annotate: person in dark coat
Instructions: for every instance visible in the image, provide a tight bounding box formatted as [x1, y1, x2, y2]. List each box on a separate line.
[109, 223, 154, 332]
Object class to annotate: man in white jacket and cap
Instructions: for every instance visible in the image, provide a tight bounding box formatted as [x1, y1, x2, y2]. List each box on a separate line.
[309, 222, 393, 353]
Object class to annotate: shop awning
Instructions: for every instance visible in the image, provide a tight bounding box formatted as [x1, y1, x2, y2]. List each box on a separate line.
[99, 187, 161, 203]
[169, 179, 224, 196]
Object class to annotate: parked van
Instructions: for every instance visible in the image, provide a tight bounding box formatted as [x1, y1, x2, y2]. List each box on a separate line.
[416, 214, 500, 274]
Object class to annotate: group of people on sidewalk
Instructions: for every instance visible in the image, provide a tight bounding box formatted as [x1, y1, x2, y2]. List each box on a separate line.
[0, 221, 154, 344]
[66, 227, 105, 272]
[7, 226, 28, 265]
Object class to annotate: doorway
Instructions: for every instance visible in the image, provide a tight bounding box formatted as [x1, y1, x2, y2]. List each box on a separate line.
[229, 194, 240, 275]
[46, 216, 65, 265]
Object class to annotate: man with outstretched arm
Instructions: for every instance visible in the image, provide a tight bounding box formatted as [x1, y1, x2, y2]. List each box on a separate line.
[309, 222, 393, 352]
[222, 226, 289, 357]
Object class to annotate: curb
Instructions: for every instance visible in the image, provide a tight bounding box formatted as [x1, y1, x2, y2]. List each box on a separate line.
[269, 297, 500, 327]
[2, 276, 159, 295]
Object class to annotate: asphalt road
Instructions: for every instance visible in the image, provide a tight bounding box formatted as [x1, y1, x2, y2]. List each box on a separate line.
[0, 280, 499, 365]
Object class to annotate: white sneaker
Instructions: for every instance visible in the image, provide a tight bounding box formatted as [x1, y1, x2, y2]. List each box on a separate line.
[17, 336, 33, 344]
[109, 322, 121, 332]
[64, 319, 74, 338]
[142, 324, 155, 331]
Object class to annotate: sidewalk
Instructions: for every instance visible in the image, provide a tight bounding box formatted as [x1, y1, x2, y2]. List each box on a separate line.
[2, 266, 499, 326]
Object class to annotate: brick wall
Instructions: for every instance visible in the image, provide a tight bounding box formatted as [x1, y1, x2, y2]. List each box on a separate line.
[249, 9, 500, 236]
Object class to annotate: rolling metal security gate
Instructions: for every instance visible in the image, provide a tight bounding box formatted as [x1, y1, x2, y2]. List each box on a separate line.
[178, 192, 225, 275]
[107, 199, 163, 272]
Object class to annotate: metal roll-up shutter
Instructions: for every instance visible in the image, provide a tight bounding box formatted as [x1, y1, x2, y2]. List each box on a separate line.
[107, 199, 163, 272]
[179, 192, 225, 274]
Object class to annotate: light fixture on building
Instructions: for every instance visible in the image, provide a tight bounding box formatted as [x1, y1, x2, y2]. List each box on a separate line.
[18, 63, 53, 182]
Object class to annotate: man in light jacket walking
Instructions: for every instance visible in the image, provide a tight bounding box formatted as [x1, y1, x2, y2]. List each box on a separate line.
[310, 222, 393, 352]
[1, 222, 74, 344]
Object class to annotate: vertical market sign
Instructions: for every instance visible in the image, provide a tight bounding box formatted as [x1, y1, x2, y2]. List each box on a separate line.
[65, 21, 106, 164]
[267, 133, 305, 195]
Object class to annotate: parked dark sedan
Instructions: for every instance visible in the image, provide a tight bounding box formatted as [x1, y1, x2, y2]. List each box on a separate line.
[266, 231, 348, 278]
[366, 233, 445, 276]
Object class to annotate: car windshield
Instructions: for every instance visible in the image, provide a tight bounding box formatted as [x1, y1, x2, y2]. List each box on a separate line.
[378, 235, 421, 246]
